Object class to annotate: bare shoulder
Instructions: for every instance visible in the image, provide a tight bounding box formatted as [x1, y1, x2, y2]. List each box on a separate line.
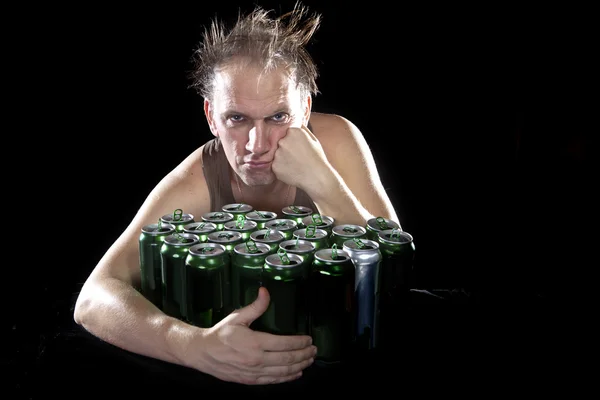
[308, 112, 371, 159]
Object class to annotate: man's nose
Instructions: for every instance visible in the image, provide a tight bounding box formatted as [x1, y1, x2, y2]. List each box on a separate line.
[246, 123, 270, 154]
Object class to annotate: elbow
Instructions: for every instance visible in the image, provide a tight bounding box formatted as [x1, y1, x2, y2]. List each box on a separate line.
[73, 283, 94, 326]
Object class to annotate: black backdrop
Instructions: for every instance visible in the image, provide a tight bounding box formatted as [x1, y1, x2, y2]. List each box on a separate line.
[10, 0, 594, 395]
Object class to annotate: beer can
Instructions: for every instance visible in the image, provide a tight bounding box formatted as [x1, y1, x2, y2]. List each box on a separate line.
[222, 203, 254, 219]
[278, 238, 316, 268]
[377, 229, 416, 348]
[293, 225, 330, 251]
[250, 228, 286, 254]
[160, 232, 200, 320]
[201, 211, 234, 231]
[259, 252, 309, 335]
[365, 216, 401, 241]
[207, 230, 244, 314]
[183, 221, 217, 242]
[301, 213, 335, 236]
[245, 210, 278, 229]
[281, 205, 313, 228]
[231, 240, 271, 310]
[160, 208, 194, 232]
[185, 242, 227, 328]
[311, 246, 356, 363]
[224, 215, 258, 241]
[139, 221, 176, 309]
[330, 224, 367, 248]
[264, 218, 298, 240]
[343, 238, 382, 350]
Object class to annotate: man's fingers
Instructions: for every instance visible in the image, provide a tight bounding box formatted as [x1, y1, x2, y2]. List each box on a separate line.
[254, 331, 313, 351]
[261, 345, 317, 366]
[253, 358, 314, 384]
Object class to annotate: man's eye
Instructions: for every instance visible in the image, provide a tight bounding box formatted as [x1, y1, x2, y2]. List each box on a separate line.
[272, 113, 288, 122]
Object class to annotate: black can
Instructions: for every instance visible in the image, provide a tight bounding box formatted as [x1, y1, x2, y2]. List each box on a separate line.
[139, 222, 176, 309]
[259, 252, 309, 335]
[311, 246, 356, 363]
[185, 242, 227, 327]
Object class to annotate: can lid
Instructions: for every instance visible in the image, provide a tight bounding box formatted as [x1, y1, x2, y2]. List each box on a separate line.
[183, 221, 217, 234]
[281, 205, 313, 217]
[160, 212, 194, 224]
[201, 211, 234, 223]
[293, 227, 328, 240]
[265, 219, 297, 230]
[332, 224, 366, 237]
[222, 203, 253, 213]
[366, 217, 400, 232]
[250, 229, 285, 243]
[342, 238, 379, 251]
[224, 219, 258, 231]
[141, 222, 176, 235]
[164, 232, 200, 246]
[279, 239, 315, 253]
[378, 229, 413, 245]
[302, 214, 334, 229]
[246, 210, 278, 221]
[189, 242, 227, 257]
[233, 240, 271, 256]
[265, 252, 303, 267]
[207, 230, 243, 243]
[314, 247, 351, 263]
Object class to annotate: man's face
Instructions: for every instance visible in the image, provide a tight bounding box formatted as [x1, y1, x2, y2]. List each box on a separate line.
[205, 63, 310, 187]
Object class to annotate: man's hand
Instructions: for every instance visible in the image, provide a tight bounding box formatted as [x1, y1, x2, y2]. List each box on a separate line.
[191, 287, 316, 385]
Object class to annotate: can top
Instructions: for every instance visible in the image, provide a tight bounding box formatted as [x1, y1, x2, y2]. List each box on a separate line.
[201, 211, 234, 224]
[207, 230, 243, 244]
[164, 232, 200, 246]
[281, 205, 313, 217]
[366, 216, 400, 232]
[250, 229, 285, 243]
[224, 219, 258, 231]
[141, 222, 176, 235]
[233, 240, 271, 256]
[342, 238, 379, 251]
[378, 229, 413, 245]
[279, 239, 315, 254]
[183, 221, 217, 234]
[332, 224, 367, 237]
[265, 218, 298, 230]
[222, 203, 253, 214]
[246, 210, 278, 221]
[160, 210, 194, 225]
[302, 214, 334, 229]
[315, 247, 351, 263]
[293, 227, 328, 240]
[265, 252, 303, 268]
[189, 242, 227, 257]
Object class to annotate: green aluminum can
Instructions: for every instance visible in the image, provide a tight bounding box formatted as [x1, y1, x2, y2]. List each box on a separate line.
[183, 221, 217, 242]
[301, 214, 335, 236]
[281, 205, 313, 229]
[330, 224, 367, 248]
[207, 230, 244, 314]
[224, 215, 258, 241]
[160, 232, 200, 320]
[222, 203, 254, 219]
[139, 221, 176, 309]
[250, 228, 286, 254]
[278, 239, 316, 268]
[245, 210, 278, 229]
[293, 225, 330, 251]
[201, 211, 234, 231]
[264, 218, 298, 240]
[185, 242, 228, 328]
[311, 246, 356, 363]
[231, 241, 271, 311]
[365, 216, 401, 241]
[160, 208, 194, 232]
[258, 252, 309, 335]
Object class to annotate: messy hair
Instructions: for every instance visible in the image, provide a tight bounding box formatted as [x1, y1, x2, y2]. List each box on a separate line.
[188, 1, 321, 101]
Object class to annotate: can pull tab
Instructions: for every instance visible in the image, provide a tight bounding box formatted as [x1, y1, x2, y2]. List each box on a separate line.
[212, 212, 224, 219]
[353, 238, 366, 249]
[306, 224, 316, 238]
[256, 211, 266, 218]
[173, 208, 183, 222]
[157, 219, 162, 229]
[233, 203, 242, 210]
[290, 205, 302, 213]
[264, 229, 271, 239]
[390, 228, 401, 239]
[343, 226, 357, 233]
[218, 232, 233, 239]
[194, 222, 206, 231]
[375, 216, 388, 230]
[236, 214, 245, 229]
[200, 247, 215, 254]
[245, 239, 259, 253]
[311, 213, 323, 225]
[277, 248, 290, 264]
[174, 233, 185, 242]
[331, 243, 338, 259]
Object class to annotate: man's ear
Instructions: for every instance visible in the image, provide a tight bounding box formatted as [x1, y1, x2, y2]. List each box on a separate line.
[303, 95, 312, 127]
[204, 99, 218, 137]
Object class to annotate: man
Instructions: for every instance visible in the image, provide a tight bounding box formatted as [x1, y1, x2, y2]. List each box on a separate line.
[74, 3, 399, 386]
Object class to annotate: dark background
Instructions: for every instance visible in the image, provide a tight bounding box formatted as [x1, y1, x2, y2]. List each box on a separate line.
[9, 0, 594, 396]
